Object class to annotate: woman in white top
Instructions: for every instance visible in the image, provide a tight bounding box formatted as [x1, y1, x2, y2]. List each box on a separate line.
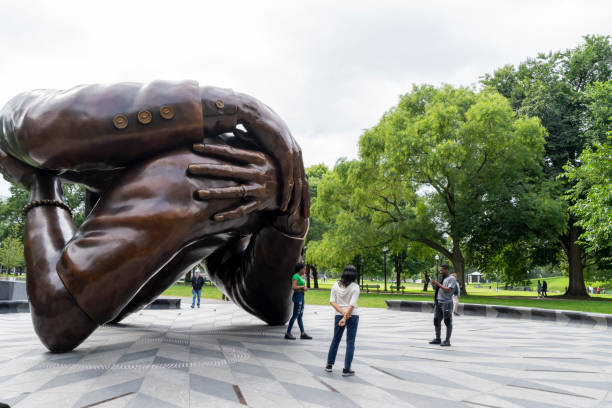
[325, 265, 360, 376]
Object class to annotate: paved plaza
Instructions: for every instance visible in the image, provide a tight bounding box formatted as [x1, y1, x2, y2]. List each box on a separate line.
[1, 299, 611, 408]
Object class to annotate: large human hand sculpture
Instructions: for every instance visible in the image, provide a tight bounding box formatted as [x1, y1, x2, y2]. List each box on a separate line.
[0, 81, 309, 352]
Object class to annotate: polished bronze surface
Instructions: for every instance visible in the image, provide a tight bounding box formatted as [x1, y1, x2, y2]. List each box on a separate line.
[0, 80, 310, 352]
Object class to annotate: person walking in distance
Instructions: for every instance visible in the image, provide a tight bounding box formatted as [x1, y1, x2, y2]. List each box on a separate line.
[429, 264, 457, 347]
[326, 265, 360, 376]
[285, 263, 312, 340]
[191, 270, 205, 308]
[542, 280, 548, 298]
[537, 280, 542, 298]
[451, 273, 461, 316]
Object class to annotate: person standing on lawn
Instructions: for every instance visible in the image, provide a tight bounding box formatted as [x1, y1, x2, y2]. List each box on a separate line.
[326, 265, 360, 377]
[542, 280, 548, 297]
[537, 280, 542, 298]
[429, 264, 457, 347]
[285, 263, 312, 340]
[191, 269, 205, 308]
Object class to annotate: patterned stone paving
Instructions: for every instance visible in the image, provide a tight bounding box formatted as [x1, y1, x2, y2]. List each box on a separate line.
[0, 299, 611, 407]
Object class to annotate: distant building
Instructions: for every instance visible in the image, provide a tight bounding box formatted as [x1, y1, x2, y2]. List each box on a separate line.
[467, 271, 483, 284]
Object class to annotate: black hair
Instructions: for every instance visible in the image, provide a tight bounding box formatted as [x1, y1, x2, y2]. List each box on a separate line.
[295, 262, 306, 274]
[440, 264, 450, 271]
[339, 265, 358, 288]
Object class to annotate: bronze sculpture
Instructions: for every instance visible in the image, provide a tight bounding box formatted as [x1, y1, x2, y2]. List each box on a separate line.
[0, 81, 310, 352]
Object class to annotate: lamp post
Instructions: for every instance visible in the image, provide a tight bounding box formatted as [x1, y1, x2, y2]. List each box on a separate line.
[435, 254, 440, 278]
[383, 247, 388, 292]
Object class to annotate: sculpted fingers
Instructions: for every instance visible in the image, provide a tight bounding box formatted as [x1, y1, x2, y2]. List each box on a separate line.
[188, 163, 266, 183]
[192, 143, 266, 166]
[196, 184, 266, 200]
[213, 201, 259, 221]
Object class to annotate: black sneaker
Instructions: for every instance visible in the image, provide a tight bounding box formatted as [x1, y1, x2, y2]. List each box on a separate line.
[325, 364, 332, 372]
[300, 333, 312, 340]
[284, 333, 296, 340]
[342, 368, 355, 377]
[190, 305, 194, 309]
[429, 338, 441, 344]
[440, 340, 451, 347]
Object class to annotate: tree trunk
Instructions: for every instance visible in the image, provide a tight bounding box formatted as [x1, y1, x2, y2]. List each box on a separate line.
[452, 239, 467, 296]
[310, 265, 319, 289]
[306, 266, 311, 288]
[393, 254, 403, 291]
[564, 221, 587, 297]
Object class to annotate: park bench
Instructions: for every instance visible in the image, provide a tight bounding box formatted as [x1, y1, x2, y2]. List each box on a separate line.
[389, 286, 406, 294]
[362, 284, 380, 293]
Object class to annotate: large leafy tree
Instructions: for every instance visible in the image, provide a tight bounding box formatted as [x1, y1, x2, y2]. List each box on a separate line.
[564, 139, 612, 255]
[356, 85, 560, 293]
[482, 35, 612, 296]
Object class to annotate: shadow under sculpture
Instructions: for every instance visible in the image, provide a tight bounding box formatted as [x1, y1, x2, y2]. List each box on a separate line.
[0, 80, 310, 352]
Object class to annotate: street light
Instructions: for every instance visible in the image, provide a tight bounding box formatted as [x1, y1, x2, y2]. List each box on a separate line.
[435, 254, 440, 277]
[383, 247, 388, 292]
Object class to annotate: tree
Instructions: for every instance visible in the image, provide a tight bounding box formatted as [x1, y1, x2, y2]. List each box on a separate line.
[564, 140, 612, 263]
[304, 164, 329, 288]
[482, 35, 612, 296]
[356, 85, 559, 294]
[0, 233, 24, 274]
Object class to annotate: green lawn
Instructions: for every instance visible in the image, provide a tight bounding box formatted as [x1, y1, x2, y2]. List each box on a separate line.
[309, 276, 612, 298]
[163, 283, 612, 314]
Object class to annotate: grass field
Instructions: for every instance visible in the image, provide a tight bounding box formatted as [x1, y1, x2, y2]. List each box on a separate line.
[164, 283, 612, 314]
[311, 275, 612, 298]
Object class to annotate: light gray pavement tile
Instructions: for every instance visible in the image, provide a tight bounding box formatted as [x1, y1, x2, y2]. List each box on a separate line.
[189, 390, 244, 408]
[379, 387, 473, 408]
[13, 390, 83, 408]
[37, 368, 105, 391]
[237, 384, 302, 408]
[229, 361, 275, 380]
[115, 348, 159, 364]
[139, 367, 189, 407]
[499, 395, 576, 408]
[152, 355, 189, 372]
[190, 372, 240, 403]
[71, 377, 144, 408]
[494, 384, 599, 408]
[2, 391, 31, 407]
[463, 394, 533, 408]
[281, 380, 360, 408]
[126, 392, 183, 408]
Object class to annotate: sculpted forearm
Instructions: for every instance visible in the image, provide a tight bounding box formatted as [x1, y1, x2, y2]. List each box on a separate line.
[25, 175, 75, 267]
[24, 174, 97, 352]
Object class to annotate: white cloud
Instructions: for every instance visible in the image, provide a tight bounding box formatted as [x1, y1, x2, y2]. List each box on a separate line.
[0, 0, 611, 197]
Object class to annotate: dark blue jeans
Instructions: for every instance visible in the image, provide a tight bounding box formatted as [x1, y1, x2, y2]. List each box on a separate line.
[191, 289, 201, 307]
[287, 292, 305, 334]
[327, 315, 359, 369]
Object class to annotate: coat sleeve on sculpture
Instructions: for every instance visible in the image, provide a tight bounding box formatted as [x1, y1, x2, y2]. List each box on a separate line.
[0, 80, 203, 170]
[206, 223, 308, 325]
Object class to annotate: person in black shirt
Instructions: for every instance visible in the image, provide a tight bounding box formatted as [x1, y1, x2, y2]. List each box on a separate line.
[542, 280, 548, 298]
[191, 270, 205, 308]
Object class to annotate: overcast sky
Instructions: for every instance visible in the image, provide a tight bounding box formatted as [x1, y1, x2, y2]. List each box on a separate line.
[0, 0, 611, 197]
